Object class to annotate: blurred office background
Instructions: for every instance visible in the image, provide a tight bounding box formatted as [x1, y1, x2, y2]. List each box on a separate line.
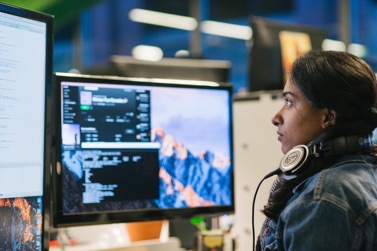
[6, 0, 377, 93]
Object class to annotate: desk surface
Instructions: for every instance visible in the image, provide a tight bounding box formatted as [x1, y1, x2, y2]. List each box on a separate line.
[49, 237, 183, 251]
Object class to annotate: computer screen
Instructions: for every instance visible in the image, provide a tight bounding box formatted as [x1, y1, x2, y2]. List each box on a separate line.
[52, 73, 234, 227]
[84, 55, 231, 84]
[248, 16, 326, 91]
[0, 3, 53, 250]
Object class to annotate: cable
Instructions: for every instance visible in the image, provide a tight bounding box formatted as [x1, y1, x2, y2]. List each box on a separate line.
[251, 168, 281, 251]
[251, 177, 265, 251]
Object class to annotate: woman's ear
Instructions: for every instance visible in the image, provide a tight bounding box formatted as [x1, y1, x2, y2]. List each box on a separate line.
[322, 109, 336, 129]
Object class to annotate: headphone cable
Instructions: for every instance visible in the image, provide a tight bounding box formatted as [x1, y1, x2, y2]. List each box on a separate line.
[252, 168, 281, 251]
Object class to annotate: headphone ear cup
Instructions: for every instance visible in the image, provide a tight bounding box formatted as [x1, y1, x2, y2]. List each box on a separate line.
[280, 145, 310, 175]
[276, 135, 372, 180]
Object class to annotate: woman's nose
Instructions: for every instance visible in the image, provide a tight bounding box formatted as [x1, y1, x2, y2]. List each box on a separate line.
[271, 110, 282, 127]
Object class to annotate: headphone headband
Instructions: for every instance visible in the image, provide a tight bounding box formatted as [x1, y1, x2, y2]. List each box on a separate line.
[319, 134, 373, 157]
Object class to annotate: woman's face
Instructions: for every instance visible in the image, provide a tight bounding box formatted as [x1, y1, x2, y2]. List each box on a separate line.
[271, 79, 329, 154]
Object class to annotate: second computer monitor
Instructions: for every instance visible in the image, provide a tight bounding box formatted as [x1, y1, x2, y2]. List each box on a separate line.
[52, 73, 234, 227]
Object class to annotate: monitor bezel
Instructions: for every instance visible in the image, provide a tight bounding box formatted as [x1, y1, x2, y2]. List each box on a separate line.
[52, 73, 235, 228]
[0, 2, 53, 250]
[109, 56, 231, 84]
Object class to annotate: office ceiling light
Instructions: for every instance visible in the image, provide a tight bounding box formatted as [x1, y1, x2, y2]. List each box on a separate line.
[347, 43, 367, 58]
[201, 21, 252, 40]
[129, 8, 198, 31]
[322, 39, 346, 52]
[131, 45, 163, 61]
[175, 50, 190, 58]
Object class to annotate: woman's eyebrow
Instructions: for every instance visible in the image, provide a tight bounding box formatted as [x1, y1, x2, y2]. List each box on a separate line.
[282, 91, 295, 97]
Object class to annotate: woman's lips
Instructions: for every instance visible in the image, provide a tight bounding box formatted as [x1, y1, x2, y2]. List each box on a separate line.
[277, 132, 283, 142]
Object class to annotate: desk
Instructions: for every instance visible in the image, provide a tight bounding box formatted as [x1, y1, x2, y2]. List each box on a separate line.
[50, 237, 183, 251]
[49, 223, 183, 251]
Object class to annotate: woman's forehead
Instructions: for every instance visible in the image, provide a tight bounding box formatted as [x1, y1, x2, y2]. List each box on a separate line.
[283, 79, 300, 95]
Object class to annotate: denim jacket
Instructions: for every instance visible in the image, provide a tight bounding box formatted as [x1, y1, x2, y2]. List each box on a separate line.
[257, 154, 377, 251]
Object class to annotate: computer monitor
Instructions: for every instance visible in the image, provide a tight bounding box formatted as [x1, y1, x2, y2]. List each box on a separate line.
[248, 16, 326, 91]
[0, 3, 53, 250]
[52, 73, 234, 227]
[107, 55, 231, 84]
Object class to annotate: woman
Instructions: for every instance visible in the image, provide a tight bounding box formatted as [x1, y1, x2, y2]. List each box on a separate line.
[257, 50, 377, 251]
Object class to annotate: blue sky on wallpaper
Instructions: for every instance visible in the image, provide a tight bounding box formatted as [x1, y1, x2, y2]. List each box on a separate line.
[150, 86, 231, 157]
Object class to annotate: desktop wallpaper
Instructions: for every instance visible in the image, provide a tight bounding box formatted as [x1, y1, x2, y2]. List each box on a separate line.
[0, 197, 42, 250]
[151, 87, 232, 208]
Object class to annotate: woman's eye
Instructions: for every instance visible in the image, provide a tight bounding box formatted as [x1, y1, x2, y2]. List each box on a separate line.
[284, 98, 293, 107]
